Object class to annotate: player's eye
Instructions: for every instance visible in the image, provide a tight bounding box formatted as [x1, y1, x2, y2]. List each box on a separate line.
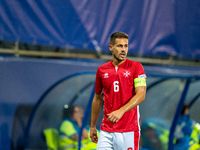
[117, 44, 123, 47]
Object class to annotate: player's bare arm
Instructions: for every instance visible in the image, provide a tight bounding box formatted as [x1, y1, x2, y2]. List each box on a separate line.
[107, 86, 146, 123]
[90, 93, 103, 143]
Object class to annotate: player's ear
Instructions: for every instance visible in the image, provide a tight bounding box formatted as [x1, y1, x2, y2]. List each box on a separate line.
[109, 44, 113, 52]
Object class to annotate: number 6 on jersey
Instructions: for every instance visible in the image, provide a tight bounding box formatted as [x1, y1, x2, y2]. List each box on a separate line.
[113, 81, 119, 92]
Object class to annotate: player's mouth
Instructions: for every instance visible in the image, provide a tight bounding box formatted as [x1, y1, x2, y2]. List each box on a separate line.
[120, 53, 126, 58]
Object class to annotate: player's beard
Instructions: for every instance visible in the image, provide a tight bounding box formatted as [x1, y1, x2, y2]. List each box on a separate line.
[113, 52, 126, 62]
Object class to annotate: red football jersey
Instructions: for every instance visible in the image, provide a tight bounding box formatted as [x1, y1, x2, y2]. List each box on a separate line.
[95, 59, 146, 132]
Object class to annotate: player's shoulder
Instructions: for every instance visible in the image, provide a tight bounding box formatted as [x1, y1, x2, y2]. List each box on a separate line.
[98, 61, 112, 69]
[126, 59, 143, 66]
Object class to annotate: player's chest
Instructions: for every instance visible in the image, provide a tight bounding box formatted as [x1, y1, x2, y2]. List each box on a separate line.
[100, 68, 134, 86]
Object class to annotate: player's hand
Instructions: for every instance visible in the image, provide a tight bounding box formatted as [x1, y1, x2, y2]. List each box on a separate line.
[90, 127, 98, 143]
[107, 109, 124, 123]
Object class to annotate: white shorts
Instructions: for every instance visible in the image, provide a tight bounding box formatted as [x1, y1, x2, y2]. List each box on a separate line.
[97, 130, 140, 150]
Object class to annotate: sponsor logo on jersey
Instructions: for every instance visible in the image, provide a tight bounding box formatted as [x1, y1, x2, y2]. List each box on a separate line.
[123, 71, 131, 77]
[104, 73, 109, 78]
[138, 74, 146, 78]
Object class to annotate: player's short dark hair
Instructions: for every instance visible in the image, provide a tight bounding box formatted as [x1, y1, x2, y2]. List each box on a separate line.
[110, 32, 128, 45]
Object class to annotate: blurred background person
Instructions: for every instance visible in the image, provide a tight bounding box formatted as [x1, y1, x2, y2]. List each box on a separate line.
[59, 105, 97, 150]
[174, 104, 200, 150]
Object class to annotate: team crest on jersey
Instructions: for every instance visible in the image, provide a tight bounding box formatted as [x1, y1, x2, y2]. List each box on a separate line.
[123, 71, 131, 77]
[104, 73, 109, 78]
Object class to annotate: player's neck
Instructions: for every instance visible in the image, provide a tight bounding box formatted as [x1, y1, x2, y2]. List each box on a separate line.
[112, 59, 126, 67]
